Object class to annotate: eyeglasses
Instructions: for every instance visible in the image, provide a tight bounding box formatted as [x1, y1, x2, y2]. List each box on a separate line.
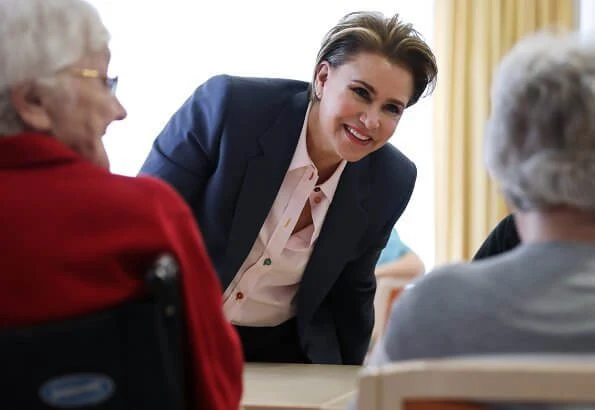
[69, 68, 118, 95]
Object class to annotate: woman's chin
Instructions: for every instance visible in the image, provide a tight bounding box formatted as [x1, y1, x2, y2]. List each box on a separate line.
[337, 146, 372, 163]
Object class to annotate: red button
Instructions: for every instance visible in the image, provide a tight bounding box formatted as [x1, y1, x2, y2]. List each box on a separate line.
[236, 292, 244, 300]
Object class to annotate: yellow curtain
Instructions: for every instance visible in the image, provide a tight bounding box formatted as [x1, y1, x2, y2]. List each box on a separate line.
[433, 0, 576, 264]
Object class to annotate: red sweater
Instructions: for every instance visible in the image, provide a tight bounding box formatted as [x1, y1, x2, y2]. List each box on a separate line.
[0, 132, 243, 410]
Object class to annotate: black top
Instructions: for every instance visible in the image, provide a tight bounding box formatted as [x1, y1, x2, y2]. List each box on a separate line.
[473, 214, 521, 260]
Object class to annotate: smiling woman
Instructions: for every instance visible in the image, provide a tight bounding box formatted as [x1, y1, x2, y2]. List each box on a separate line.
[308, 53, 414, 174]
[88, 0, 436, 270]
[139, 11, 437, 366]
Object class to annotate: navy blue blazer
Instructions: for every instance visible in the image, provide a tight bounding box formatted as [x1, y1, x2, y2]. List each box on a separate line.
[140, 75, 416, 364]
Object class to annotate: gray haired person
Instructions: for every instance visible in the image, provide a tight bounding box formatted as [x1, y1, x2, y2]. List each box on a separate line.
[0, 1, 243, 408]
[0, 0, 126, 166]
[356, 30, 595, 407]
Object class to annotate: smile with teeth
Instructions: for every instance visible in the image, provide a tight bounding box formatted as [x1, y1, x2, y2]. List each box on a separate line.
[345, 125, 372, 143]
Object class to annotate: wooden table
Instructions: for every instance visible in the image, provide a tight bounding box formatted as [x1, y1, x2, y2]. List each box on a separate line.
[242, 363, 361, 410]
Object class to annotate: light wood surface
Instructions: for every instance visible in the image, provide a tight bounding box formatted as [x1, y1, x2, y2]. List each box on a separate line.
[403, 401, 485, 410]
[242, 363, 360, 410]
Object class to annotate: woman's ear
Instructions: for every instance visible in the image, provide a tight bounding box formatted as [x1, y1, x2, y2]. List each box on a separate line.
[314, 61, 330, 99]
[10, 83, 52, 131]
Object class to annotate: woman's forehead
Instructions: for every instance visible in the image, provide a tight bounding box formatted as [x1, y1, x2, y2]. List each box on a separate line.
[333, 53, 414, 102]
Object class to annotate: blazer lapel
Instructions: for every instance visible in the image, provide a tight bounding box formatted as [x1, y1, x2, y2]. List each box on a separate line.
[220, 91, 310, 289]
[297, 158, 371, 322]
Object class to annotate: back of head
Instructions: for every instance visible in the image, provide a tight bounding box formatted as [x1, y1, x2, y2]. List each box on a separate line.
[485, 31, 595, 212]
[0, 0, 109, 135]
[311, 11, 437, 107]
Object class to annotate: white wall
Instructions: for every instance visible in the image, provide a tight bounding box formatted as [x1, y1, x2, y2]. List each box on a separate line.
[91, 0, 436, 268]
[580, 0, 595, 33]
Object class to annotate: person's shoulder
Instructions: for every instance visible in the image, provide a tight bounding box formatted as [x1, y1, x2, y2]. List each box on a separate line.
[364, 144, 416, 217]
[370, 143, 416, 183]
[86, 170, 192, 219]
[408, 263, 474, 298]
[390, 262, 493, 332]
[374, 142, 413, 163]
[193, 74, 309, 132]
[473, 214, 521, 260]
[202, 74, 309, 101]
[417, 262, 487, 289]
[398, 261, 506, 325]
[408, 257, 521, 309]
[121, 173, 189, 206]
[379, 261, 495, 361]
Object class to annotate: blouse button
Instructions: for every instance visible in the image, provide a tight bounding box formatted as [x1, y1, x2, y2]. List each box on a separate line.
[236, 292, 244, 300]
[263, 258, 272, 266]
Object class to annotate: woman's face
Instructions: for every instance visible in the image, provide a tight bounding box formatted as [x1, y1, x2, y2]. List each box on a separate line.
[313, 52, 414, 164]
[22, 47, 127, 168]
[48, 48, 126, 167]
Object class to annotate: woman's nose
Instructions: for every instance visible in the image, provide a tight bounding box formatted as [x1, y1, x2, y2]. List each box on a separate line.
[113, 97, 127, 121]
[360, 109, 380, 130]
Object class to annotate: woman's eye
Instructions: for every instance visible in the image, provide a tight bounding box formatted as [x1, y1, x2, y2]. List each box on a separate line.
[385, 104, 402, 115]
[352, 87, 370, 100]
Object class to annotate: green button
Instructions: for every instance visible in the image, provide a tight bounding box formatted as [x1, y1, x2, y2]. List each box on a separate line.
[263, 258, 272, 266]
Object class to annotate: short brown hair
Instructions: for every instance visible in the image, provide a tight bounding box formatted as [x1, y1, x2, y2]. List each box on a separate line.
[311, 11, 437, 107]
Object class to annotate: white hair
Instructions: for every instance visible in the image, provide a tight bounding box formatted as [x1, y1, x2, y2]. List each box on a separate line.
[0, 0, 109, 135]
[485, 31, 595, 212]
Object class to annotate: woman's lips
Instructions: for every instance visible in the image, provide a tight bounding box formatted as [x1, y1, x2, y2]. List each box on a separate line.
[344, 125, 372, 146]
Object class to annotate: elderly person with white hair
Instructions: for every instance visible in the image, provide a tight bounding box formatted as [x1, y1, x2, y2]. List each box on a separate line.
[362, 29, 595, 368]
[0, 1, 243, 409]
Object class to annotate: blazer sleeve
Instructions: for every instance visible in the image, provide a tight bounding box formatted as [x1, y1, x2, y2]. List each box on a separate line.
[152, 181, 243, 410]
[139, 75, 233, 204]
[330, 162, 417, 365]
